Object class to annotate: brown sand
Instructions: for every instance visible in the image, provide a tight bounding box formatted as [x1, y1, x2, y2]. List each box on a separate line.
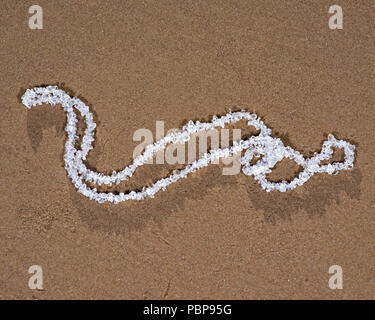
[0, 0, 374, 299]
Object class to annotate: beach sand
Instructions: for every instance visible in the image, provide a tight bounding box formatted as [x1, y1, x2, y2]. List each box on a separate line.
[0, 0, 374, 299]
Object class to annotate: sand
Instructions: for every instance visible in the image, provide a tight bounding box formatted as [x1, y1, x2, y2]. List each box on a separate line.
[0, 0, 374, 299]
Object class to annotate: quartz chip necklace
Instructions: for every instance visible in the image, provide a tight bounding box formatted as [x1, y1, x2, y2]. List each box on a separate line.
[22, 86, 356, 204]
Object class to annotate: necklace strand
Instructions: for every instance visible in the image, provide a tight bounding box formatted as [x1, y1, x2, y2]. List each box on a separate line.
[22, 86, 355, 204]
